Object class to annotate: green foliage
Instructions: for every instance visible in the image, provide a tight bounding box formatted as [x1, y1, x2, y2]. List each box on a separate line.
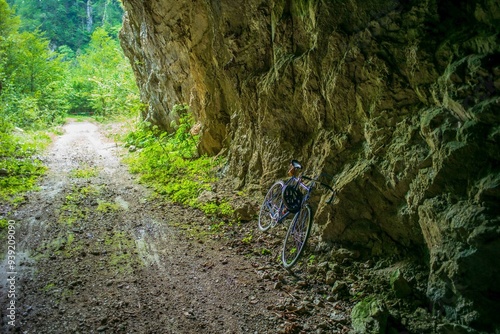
[199, 201, 233, 217]
[0, 128, 49, 203]
[1, 1, 68, 129]
[0, 0, 19, 39]
[1, 1, 140, 128]
[209, 221, 226, 233]
[7, 0, 124, 52]
[241, 233, 253, 244]
[70, 165, 99, 178]
[261, 248, 272, 255]
[68, 27, 141, 118]
[123, 108, 227, 213]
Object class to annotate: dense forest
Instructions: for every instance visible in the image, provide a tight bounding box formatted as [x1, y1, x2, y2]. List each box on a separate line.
[7, 0, 124, 51]
[0, 0, 140, 200]
[1, 0, 139, 124]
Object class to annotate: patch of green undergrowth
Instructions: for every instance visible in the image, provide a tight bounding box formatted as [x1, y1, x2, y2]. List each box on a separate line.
[96, 200, 120, 213]
[123, 107, 230, 216]
[58, 185, 93, 226]
[70, 165, 99, 178]
[199, 201, 233, 217]
[0, 126, 50, 204]
[104, 231, 140, 273]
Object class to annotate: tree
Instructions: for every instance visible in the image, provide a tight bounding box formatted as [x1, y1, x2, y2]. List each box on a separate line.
[6, 0, 124, 51]
[68, 27, 140, 117]
[1, 0, 68, 128]
[0, 0, 19, 92]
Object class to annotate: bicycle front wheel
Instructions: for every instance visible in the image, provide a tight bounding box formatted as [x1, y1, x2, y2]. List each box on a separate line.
[282, 204, 312, 268]
[258, 181, 284, 232]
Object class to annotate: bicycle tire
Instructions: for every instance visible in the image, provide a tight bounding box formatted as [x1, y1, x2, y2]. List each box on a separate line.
[258, 181, 285, 232]
[282, 204, 312, 268]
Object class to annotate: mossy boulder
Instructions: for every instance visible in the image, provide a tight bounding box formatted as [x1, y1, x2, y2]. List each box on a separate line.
[351, 297, 389, 334]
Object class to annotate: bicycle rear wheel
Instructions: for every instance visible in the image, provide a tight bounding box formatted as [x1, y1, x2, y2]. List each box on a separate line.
[282, 204, 312, 268]
[258, 181, 284, 231]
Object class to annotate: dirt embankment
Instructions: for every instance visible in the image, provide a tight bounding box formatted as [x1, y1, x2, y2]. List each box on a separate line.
[1, 120, 355, 334]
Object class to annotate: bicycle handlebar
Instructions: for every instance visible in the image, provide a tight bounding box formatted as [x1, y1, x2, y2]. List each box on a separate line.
[301, 175, 336, 204]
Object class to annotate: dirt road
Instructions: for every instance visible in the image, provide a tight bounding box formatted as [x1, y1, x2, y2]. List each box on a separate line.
[0, 120, 352, 334]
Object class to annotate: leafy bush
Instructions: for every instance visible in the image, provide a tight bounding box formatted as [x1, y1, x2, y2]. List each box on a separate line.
[0, 127, 50, 203]
[68, 27, 142, 118]
[1, 3, 68, 129]
[123, 108, 229, 215]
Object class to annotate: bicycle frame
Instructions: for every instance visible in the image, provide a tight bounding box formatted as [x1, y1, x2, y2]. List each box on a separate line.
[258, 160, 336, 268]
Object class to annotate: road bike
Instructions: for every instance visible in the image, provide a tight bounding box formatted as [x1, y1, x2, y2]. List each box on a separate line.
[258, 160, 335, 268]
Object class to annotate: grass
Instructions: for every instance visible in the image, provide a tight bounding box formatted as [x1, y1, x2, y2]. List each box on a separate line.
[69, 165, 99, 178]
[96, 200, 121, 213]
[0, 126, 51, 239]
[0, 129, 51, 204]
[57, 185, 90, 226]
[122, 109, 233, 218]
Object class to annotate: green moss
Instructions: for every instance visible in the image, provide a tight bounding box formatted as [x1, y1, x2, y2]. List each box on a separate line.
[96, 200, 120, 213]
[70, 165, 99, 178]
[351, 297, 389, 334]
[58, 185, 91, 226]
[103, 231, 141, 273]
[37, 232, 81, 259]
[79, 184, 101, 196]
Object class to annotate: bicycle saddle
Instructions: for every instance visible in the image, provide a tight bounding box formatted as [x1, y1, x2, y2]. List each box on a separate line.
[291, 160, 302, 169]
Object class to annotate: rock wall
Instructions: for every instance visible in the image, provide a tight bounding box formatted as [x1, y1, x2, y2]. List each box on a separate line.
[119, 0, 500, 330]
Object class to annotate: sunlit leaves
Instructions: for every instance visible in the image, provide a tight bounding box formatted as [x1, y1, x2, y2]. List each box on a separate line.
[69, 27, 141, 117]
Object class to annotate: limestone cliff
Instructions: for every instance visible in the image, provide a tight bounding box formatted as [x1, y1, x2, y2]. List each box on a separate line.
[119, 0, 499, 331]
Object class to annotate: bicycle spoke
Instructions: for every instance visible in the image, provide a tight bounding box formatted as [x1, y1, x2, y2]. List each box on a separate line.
[258, 181, 284, 232]
[282, 205, 312, 268]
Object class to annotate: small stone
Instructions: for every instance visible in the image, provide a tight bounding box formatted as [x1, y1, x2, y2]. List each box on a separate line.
[326, 295, 336, 302]
[331, 281, 348, 294]
[297, 280, 307, 287]
[325, 270, 336, 285]
[313, 298, 325, 307]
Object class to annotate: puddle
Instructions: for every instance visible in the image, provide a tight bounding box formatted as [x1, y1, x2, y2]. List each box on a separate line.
[133, 219, 175, 272]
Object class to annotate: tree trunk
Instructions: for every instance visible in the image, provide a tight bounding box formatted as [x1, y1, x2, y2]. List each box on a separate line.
[86, 0, 93, 32]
